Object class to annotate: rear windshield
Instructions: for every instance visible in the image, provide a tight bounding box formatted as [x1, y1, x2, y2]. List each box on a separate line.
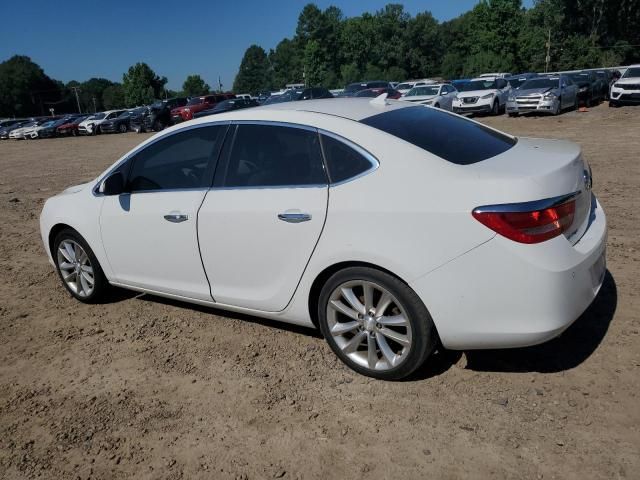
[360, 106, 516, 165]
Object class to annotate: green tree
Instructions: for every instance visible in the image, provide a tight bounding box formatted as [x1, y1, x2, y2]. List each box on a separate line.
[122, 62, 167, 106]
[270, 38, 303, 88]
[182, 74, 210, 96]
[0, 55, 60, 117]
[102, 84, 125, 109]
[233, 45, 272, 94]
[78, 77, 115, 112]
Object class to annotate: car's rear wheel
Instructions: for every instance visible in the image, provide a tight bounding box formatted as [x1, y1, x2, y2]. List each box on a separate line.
[318, 267, 437, 380]
[119, 123, 127, 133]
[53, 229, 109, 303]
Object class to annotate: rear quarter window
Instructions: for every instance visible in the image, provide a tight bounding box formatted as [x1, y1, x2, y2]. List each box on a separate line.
[360, 106, 516, 165]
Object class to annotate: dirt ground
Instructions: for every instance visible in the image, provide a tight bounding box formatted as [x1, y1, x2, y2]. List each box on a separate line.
[1, 103, 639, 480]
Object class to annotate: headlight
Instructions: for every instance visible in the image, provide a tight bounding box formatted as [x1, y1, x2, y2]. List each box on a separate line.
[579, 87, 588, 92]
[184, 108, 190, 112]
[481, 93, 494, 99]
[543, 92, 557, 99]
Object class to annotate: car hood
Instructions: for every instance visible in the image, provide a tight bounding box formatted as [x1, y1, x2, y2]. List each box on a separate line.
[616, 77, 640, 85]
[401, 95, 439, 102]
[456, 89, 498, 98]
[515, 87, 556, 96]
[60, 182, 92, 196]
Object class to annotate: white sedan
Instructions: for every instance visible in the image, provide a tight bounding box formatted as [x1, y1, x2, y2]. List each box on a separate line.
[400, 83, 458, 111]
[40, 97, 607, 380]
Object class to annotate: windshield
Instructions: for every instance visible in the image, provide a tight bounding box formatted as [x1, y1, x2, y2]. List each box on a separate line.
[92, 113, 106, 120]
[622, 67, 640, 78]
[187, 97, 204, 106]
[42, 120, 56, 127]
[361, 106, 516, 165]
[520, 77, 560, 89]
[213, 100, 233, 110]
[396, 83, 413, 90]
[459, 80, 497, 91]
[507, 78, 529, 88]
[117, 111, 131, 119]
[151, 101, 164, 109]
[406, 86, 440, 97]
[569, 73, 590, 82]
[345, 83, 368, 93]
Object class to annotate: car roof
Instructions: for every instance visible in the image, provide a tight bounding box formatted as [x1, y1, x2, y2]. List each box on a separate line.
[257, 97, 411, 121]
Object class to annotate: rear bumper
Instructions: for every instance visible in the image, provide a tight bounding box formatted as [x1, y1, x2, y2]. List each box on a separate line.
[411, 196, 607, 350]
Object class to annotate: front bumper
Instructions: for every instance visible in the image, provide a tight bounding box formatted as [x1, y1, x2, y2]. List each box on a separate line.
[610, 88, 640, 104]
[453, 101, 493, 114]
[506, 97, 558, 115]
[410, 196, 607, 350]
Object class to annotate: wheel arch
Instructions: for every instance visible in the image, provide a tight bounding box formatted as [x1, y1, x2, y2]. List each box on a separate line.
[307, 261, 411, 329]
[48, 223, 84, 258]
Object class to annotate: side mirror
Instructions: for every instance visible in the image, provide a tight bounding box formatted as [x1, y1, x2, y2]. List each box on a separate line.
[100, 171, 125, 196]
[442, 91, 448, 95]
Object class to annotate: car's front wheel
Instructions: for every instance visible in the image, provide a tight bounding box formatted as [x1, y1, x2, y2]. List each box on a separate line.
[318, 267, 437, 380]
[491, 100, 500, 115]
[119, 123, 127, 133]
[53, 229, 109, 303]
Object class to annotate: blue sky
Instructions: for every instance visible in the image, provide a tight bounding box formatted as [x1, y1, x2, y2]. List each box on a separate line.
[1, 0, 533, 90]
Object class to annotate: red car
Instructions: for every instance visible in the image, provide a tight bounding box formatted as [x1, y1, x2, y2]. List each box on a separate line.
[171, 93, 236, 123]
[354, 88, 403, 100]
[56, 115, 90, 136]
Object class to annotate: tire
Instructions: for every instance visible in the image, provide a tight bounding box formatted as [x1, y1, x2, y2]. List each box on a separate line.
[153, 120, 165, 132]
[119, 123, 127, 133]
[434, 103, 440, 109]
[317, 267, 438, 380]
[491, 100, 499, 115]
[53, 228, 109, 304]
[552, 98, 561, 115]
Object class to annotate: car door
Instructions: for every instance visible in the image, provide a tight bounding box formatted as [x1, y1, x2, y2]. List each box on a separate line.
[198, 122, 329, 312]
[562, 77, 577, 107]
[496, 78, 510, 105]
[100, 124, 228, 301]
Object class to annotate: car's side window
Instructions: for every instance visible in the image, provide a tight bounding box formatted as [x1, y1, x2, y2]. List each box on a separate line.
[218, 124, 327, 188]
[127, 125, 226, 193]
[320, 134, 376, 184]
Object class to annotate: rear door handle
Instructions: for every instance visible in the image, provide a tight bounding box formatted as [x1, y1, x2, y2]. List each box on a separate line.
[164, 213, 188, 223]
[278, 212, 312, 223]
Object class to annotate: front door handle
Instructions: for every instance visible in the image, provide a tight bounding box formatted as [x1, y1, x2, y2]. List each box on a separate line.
[278, 212, 312, 223]
[164, 213, 188, 223]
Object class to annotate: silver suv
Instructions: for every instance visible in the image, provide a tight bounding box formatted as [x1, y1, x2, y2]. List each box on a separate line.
[506, 75, 578, 116]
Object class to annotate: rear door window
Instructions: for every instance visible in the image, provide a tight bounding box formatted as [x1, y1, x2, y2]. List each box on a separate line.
[216, 124, 327, 188]
[360, 106, 516, 165]
[320, 134, 376, 184]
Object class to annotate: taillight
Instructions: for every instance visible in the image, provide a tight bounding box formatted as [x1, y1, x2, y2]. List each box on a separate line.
[472, 198, 576, 244]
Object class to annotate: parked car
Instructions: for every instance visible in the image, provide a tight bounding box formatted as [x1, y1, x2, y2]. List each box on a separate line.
[235, 94, 252, 101]
[56, 115, 90, 136]
[399, 84, 458, 111]
[0, 120, 31, 139]
[100, 108, 146, 134]
[171, 94, 235, 123]
[567, 71, 603, 107]
[395, 79, 436, 95]
[609, 65, 640, 107]
[31, 116, 80, 138]
[506, 75, 578, 116]
[9, 118, 52, 139]
[0, 119, 22, 130]
[78, 110, 126, 135]
[452, 77, 511, 115]
[263, 87, 333, 105]
[40, 98, 606, 380]
[593, 70, 613, 99]
[479, 72, 512, 79]
[505, 73, 538, 89]
[192, 98, 259, 118]
[354, 88, 402, 100]
[340, 81, 392, 97]
[130, 98, 187, 132]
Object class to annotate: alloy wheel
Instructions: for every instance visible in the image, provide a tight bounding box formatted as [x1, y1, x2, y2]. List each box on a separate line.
[56, 239, 95, 297]
[326, 280, 413, 371]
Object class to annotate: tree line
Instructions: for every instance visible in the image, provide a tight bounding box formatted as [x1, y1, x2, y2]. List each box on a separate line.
[233, 0, 640, 94]
[0, 57, 216, 117]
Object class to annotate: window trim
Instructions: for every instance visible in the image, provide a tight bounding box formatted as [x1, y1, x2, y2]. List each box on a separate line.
[93, 122, 231, 196]
[211, 120, 330, 191]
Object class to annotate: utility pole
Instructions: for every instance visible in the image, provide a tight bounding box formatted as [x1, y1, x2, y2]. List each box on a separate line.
[70, 86, 82, 114]
[92, 97, 97, 113]
[218, 76, 223, 93]
[545, 29, 551, 73]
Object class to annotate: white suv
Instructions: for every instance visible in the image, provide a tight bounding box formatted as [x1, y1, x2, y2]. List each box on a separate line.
[609, 65, 640, 107]
[453, 77, 511, 115]
[78, 110, 124, 135]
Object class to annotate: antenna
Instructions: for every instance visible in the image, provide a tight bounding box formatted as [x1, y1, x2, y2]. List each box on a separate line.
[370, 93, 389, 107]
